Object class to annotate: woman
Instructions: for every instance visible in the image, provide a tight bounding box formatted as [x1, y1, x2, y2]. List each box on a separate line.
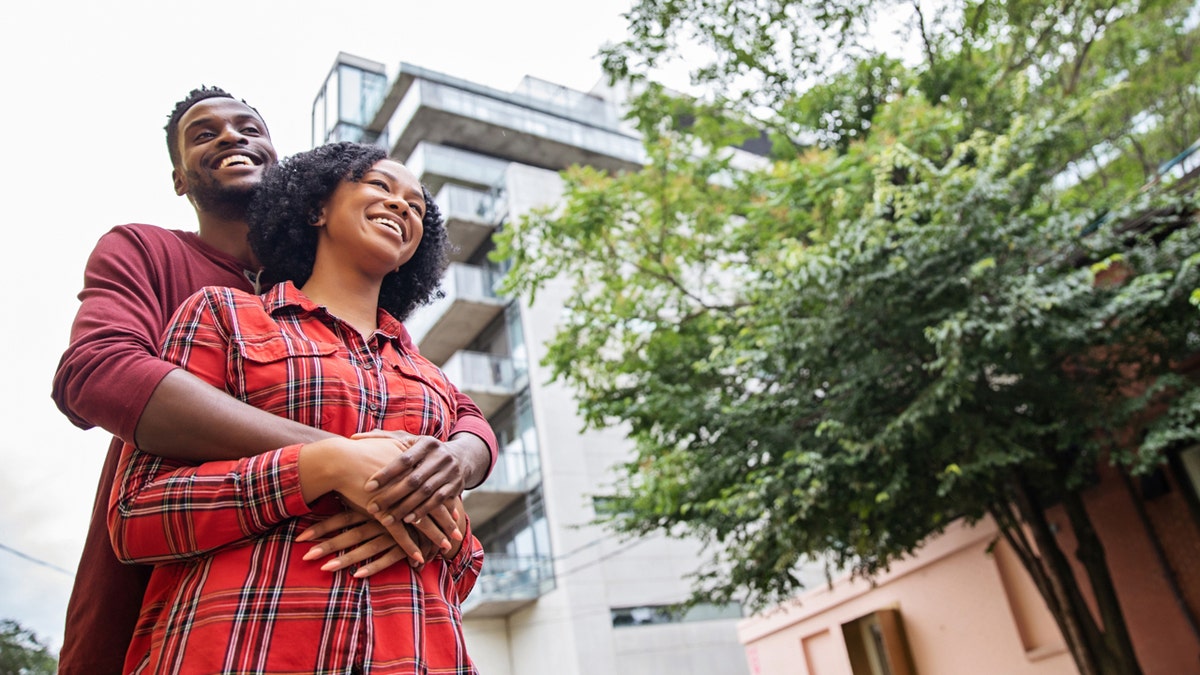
[108, 142, 482, 674]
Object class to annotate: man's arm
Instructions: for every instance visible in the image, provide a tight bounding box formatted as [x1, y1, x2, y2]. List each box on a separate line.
[135, 368, 332, 460]
[53, 226, 335, 461]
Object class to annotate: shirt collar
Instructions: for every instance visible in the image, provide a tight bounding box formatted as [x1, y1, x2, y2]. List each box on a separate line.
[264, 280, 410, 345]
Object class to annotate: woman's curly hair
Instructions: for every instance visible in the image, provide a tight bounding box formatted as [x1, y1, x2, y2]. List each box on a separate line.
[247, 142, 448, 321]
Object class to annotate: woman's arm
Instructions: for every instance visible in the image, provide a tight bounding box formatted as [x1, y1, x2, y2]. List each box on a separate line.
[108, 442, 310, 564]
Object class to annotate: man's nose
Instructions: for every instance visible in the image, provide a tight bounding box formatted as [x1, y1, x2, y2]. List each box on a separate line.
[216, 124, 249, 145]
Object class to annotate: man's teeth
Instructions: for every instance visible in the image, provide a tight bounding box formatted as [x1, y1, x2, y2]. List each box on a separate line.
[218, 155, 253, 169]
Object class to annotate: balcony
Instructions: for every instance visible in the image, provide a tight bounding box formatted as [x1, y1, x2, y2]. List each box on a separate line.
[462, 553, 555, 618]
[465, 444, 539, 526]
[403, 141, 510, 195]
[436, 183, 503, 262]
[441, 351, 522, 419]
[367, 64, 646, 182]
[406, 263, 508, 366]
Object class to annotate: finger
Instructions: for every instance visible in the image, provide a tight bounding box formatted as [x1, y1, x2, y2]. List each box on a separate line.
[352, 429, 418, 444]
[352, 547, 409, 578]
[302, 520, 385, 561]
[401, 506, 456, 554]
[296, 510, 372, 543]
[369, 447, 462, 521]
[379, 518, 426, 567]
[319, 533, 395, 572]
[363, 439, 433, 493]
[418, 504, 462, 548]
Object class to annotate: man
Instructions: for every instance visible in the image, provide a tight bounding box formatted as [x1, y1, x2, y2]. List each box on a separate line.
[51, 86, 496, 675]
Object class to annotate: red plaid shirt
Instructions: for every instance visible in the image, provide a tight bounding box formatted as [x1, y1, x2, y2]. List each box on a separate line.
[108, 281, 483, 675]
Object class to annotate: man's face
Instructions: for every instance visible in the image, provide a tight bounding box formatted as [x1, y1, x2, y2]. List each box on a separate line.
[172, 98, 277, 217]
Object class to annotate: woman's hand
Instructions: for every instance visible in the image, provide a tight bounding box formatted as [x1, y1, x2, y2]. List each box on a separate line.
[296, 510, 438, 576]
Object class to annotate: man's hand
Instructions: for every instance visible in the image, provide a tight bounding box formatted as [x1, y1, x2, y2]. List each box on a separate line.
[299, 435, 453, 565]
[353, 430, 484, 540]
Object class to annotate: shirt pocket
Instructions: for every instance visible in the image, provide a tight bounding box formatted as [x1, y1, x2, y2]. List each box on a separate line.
[236, 335, 339, 363]
[231, 335, 342, 427]
[385, 361, 458, 439]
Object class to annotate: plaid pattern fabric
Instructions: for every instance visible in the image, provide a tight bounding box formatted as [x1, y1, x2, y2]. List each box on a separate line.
[109, 281, 483, 674]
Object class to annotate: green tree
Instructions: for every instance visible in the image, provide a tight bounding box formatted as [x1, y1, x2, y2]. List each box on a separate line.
[496, 1, 1200, 674]
[0, 620, 57, 675]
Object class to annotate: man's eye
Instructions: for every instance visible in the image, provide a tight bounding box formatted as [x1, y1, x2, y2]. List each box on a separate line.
[241, 127, 261, 135]
[194, 131, 215, 141]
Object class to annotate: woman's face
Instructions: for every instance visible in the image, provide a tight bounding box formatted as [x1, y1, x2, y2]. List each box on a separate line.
[317, 158, 425, 277]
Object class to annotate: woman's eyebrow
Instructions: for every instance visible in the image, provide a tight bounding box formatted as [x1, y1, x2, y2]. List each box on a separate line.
[366, 170, 424, 202]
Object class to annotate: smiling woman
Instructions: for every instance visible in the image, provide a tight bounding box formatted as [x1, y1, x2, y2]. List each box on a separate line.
[106, 142, 483, 674]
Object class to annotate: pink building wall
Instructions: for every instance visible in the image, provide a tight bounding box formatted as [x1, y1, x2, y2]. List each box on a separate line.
[737, 519, 1077, 675]
[739, 455, 1200, 675]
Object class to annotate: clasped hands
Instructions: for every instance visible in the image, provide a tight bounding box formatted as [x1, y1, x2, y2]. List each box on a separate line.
[295, 429, 469, 577]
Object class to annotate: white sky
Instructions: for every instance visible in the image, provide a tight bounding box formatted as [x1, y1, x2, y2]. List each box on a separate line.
[0, 0, 638, 651]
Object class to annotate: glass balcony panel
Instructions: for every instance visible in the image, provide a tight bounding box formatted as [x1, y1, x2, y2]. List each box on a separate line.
[436, 184, 504, 261]
[461, 553, 555, 618]
[406, 263, 507, 365]
[440, 351, 520, 419]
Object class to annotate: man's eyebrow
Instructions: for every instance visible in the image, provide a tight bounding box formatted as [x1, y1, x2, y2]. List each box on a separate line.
[183, 113, 263, 133]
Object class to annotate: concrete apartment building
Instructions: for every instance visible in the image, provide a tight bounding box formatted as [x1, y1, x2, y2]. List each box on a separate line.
[310, 52, 752, 675]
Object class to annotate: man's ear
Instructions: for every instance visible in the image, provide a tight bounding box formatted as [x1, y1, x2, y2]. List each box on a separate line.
[172, 167, 187, 197]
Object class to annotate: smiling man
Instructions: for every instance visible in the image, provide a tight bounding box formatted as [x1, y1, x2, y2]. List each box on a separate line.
[51, 87, 497, 675]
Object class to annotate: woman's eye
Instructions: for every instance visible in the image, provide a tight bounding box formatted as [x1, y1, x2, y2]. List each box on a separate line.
[409, 203, 424, 216]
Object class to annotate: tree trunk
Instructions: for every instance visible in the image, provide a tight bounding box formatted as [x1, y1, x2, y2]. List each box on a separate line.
[1005, 472, 1106, 674]
[1061, 489, 1143, 674]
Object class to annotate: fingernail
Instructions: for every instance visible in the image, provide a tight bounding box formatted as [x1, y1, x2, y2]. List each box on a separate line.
[296, 530, 313, 542]
[367, 502, 379, 513]
[439, 539, 451, 552]
[353, 567, 370, 578]
[302, 546, 325, 561]
[321, 559, 342, 571]
[380, 514, 395, 526]
[403, 514, 416, 524]
[365, 480, 379, 492]
[451, 529, 464, 542]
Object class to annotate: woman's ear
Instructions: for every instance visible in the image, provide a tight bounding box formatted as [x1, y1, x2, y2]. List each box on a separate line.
[309, 206, 327, 228]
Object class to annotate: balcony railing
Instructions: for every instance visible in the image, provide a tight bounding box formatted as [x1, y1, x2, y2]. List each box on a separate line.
[440, 351, 522, 418]
[406, 263, 508, 365]
[462, 553, 555, 618]
[436, 183, 504, 262]
[464, 440, 539, 526]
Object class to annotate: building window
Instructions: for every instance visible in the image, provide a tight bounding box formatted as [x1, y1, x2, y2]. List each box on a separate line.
[610, 602, 742, 628]
[840, 608, 917, 675]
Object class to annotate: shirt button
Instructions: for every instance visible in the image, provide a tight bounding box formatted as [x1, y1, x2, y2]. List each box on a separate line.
[368, 403, 379, 411]
[362, 361, 374, 370]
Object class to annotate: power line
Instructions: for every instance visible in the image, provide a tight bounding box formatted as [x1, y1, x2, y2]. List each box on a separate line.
[0, 542, 72, 576]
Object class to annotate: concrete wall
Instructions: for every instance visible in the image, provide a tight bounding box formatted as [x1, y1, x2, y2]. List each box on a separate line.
[469, 163, 748, 675]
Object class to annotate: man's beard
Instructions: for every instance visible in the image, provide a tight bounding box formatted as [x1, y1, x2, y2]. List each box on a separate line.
[185, 169, 256, 221]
